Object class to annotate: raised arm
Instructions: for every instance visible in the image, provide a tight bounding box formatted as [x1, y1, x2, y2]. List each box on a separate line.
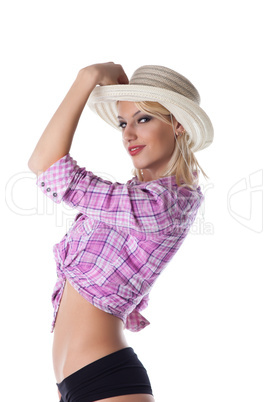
[28, 62, 129, 175]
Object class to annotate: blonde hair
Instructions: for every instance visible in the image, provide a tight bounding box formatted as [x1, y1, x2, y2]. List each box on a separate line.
[132, 101, 208, 189]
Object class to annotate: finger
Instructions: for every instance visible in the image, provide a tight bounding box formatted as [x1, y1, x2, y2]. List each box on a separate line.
[100, 78, 119, 86]
[117, 66, 129, 84]
[118, 72, 129, 84]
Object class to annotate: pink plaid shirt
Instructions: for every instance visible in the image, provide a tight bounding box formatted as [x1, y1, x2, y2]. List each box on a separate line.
[36, 153, 204, 332]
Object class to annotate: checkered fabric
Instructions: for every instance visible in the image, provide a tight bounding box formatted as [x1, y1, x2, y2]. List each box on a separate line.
[36, 154, 204, 332]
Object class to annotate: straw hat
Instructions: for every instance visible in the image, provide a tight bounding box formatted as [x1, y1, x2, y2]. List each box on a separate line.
[87, 65, 213, 152]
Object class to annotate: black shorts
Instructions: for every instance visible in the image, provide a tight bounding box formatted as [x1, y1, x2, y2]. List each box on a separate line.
[57, 347, 153, 402]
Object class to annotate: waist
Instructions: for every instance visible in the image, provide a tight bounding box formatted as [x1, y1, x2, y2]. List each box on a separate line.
[52, 280, 129, 383]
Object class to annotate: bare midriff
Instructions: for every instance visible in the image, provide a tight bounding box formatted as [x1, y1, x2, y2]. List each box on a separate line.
[52, 280, 129, 384]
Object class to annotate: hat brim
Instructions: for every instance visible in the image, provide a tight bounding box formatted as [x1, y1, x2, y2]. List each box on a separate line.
[87, 85, 213, 152]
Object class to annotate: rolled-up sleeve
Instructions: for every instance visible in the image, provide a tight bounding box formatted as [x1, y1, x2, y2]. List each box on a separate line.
[36, 154, 80, 203]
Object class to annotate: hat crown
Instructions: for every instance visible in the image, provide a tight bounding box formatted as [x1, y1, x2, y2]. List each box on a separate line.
[129, 65, 201, 105]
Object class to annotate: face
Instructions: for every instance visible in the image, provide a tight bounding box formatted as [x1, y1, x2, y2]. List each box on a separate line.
[118, 101, 181, 182]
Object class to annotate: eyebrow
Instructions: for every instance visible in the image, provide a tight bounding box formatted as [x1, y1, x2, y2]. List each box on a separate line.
[117, 111, 141, 120]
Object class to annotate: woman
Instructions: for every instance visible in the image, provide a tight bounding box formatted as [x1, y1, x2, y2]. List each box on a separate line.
[28, 62, 213, 402]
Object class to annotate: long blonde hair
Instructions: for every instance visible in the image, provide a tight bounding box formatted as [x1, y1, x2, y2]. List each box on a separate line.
[132, 101, 208, 188]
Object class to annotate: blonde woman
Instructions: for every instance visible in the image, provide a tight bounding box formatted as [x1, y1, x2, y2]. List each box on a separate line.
[28, 62, 213, 402]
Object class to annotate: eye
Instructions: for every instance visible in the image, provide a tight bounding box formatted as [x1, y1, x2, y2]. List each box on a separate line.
[138, 116, 151, 124]
[118, 115, 151, 129]
[118, 121, 126, 129]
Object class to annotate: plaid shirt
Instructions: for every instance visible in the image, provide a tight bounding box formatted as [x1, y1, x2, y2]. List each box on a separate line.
[36, 153, 204, 332]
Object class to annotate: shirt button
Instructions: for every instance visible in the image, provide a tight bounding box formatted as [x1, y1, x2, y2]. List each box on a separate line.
[41, 182, 45, 187]
[46, 187, 51, 192]
[140, 321, 145, 327]
[53, 192, 57, 197]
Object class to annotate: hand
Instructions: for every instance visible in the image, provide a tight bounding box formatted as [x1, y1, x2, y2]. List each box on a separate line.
[79, 62, 129, 87]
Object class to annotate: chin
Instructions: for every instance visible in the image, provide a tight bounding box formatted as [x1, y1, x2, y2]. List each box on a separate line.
[132, 162, 144, 169]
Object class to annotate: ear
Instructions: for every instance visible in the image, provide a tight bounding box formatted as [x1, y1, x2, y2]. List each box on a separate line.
[177, 123, 185, 134]
[173, 117, 185, 134]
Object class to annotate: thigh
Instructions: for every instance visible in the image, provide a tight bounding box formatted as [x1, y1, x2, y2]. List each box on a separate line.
[97, 395, 155, 402]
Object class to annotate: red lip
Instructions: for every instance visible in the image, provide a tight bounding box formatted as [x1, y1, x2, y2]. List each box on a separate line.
[128, 145, 146, 156]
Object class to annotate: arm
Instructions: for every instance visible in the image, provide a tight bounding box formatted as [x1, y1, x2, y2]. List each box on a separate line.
[28, 62, 129, 175]
[36, 154, 203, 239]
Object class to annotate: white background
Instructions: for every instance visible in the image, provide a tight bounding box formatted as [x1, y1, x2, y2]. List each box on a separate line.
[1, 1, 267, 401]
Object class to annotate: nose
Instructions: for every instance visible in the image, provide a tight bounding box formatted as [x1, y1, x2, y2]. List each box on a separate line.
[122, 123, 137, 144]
